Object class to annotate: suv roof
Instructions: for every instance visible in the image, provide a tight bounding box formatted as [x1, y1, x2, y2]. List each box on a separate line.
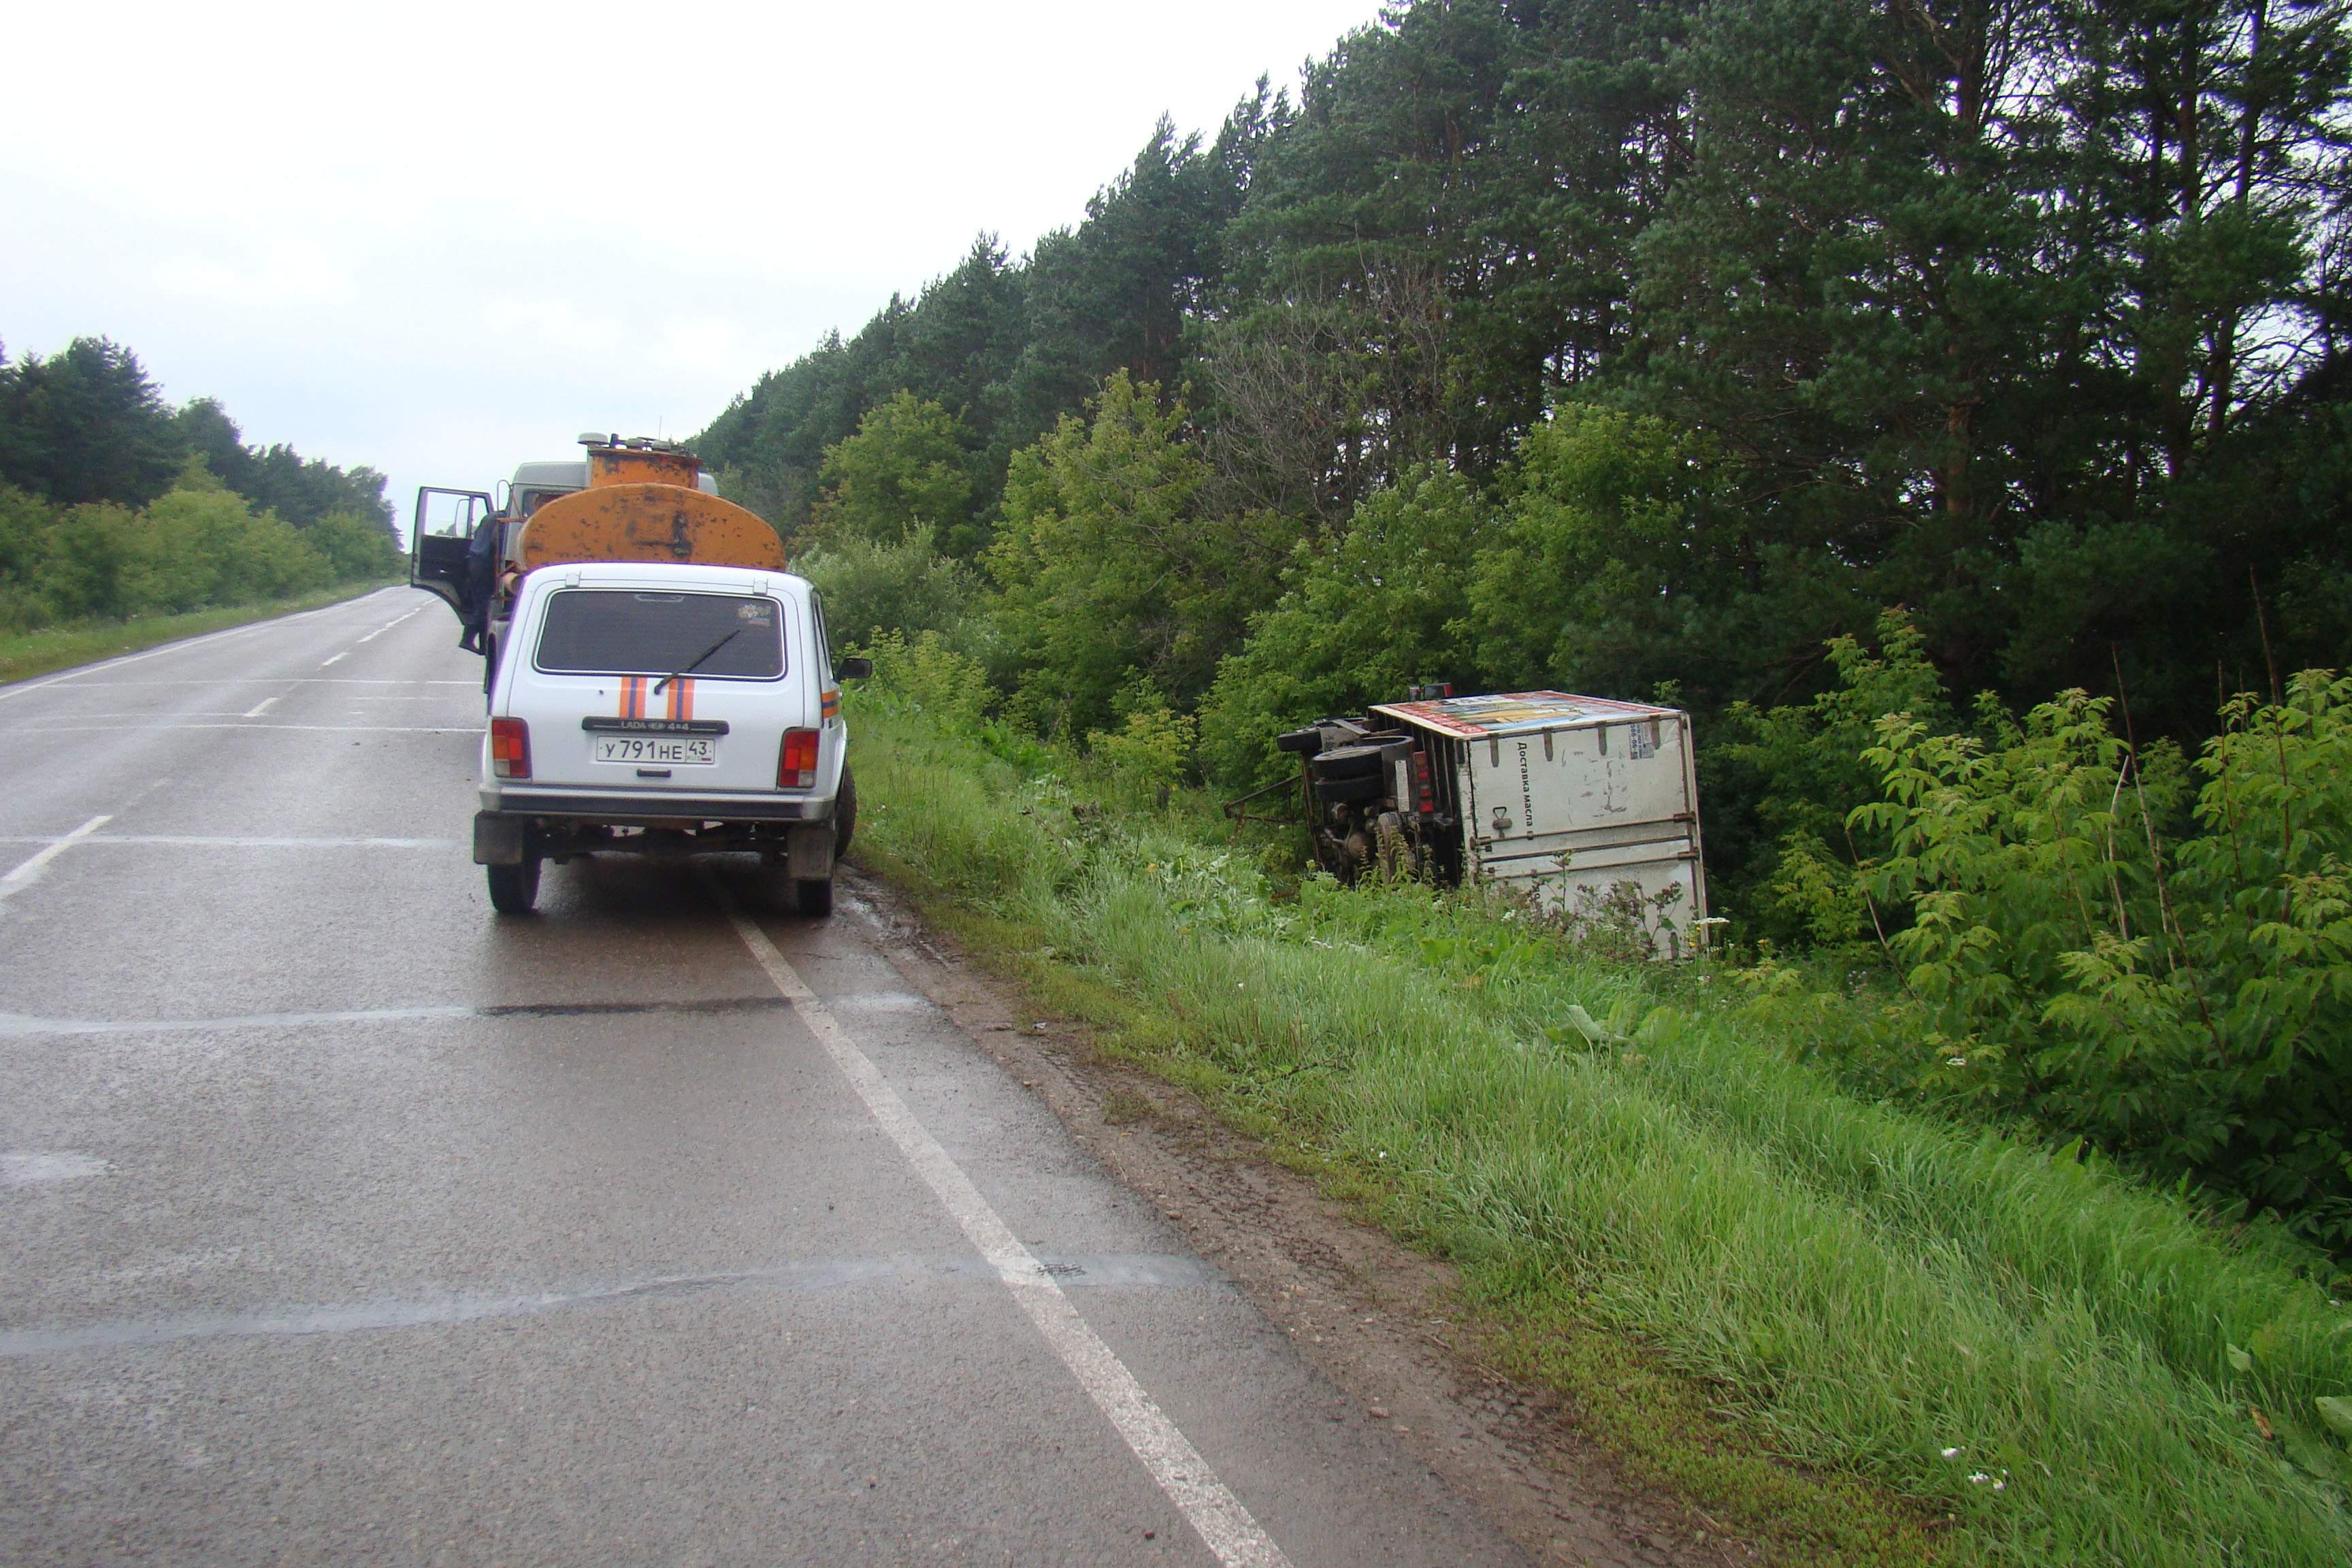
[523, 559, 806, 589]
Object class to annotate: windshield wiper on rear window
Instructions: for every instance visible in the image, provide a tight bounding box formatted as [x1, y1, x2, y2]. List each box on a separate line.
[655, 627, 744, 693]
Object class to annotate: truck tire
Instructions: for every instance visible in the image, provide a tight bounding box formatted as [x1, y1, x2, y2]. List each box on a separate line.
[487, 853, 540, 915]
[1309, 743, 1386, 780]
[796, 875, 834, 918]
[1314, 772, 1385, 804]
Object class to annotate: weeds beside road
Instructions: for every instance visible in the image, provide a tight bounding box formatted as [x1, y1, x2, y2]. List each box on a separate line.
[846, 684, 2352, 1567]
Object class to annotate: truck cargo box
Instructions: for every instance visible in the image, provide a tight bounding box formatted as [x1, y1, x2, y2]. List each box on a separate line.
[1372, 692, 1707, 956]
[1271, 689, 1710, 958]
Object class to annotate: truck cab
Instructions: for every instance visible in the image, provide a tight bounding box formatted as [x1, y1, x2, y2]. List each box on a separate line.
[410, 439, 722, 685]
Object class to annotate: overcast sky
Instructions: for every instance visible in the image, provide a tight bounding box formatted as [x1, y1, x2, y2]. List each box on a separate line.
[5, 0, 1378, 536]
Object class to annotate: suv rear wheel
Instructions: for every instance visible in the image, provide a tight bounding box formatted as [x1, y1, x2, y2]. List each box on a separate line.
[487, 853, 540, 915]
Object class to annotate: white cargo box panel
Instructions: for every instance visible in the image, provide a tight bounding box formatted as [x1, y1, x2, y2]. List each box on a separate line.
[1372, 691, 1709, 956]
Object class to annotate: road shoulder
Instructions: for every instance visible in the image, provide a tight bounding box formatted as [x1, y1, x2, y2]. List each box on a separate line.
[839, 866, 1761, 1568]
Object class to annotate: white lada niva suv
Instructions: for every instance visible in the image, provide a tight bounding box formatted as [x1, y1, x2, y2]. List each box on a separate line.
[472, 561, 866, 916]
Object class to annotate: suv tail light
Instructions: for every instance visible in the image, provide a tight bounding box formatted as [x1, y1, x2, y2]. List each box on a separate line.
[489, 717, 531, 779]
[778, 728, 819, 789]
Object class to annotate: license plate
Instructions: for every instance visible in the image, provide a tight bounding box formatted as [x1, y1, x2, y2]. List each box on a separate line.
[594, 735, 718, 766]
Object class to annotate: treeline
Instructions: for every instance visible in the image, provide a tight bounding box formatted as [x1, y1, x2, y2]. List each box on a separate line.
[698, 0, 2352, 932]
[0, 336, 401, 631]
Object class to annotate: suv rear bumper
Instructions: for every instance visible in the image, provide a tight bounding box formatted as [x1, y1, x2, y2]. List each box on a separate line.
[478, 786, 831, 822]
[472, 803, 836, 870]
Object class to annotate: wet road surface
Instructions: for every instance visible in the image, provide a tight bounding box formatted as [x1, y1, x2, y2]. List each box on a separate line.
[0, 590, 1530, 1566]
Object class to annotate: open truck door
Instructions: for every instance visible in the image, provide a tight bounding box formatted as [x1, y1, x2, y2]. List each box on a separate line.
[412, 487, 495, 616]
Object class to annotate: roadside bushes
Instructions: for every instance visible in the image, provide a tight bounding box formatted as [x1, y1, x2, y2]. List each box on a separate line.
[1643, 602, 2352, 1254]
[0, 465, 394, 634]
[987, 372, 1291, 737]
[1196, 464, 1492, 787]
[796, 523, 977, 652]
[1839, 670, 2352, 1252]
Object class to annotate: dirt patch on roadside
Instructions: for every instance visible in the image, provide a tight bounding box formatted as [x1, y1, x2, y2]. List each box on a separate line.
[843, 868, 1759, 1568]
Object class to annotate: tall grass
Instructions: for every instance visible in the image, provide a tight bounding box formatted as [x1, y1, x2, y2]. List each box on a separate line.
[849, 692, 2352, 1566]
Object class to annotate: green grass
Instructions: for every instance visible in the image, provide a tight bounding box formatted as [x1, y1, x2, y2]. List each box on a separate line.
[0, 582, 400, 686]
[846, 691, 2352, 1567]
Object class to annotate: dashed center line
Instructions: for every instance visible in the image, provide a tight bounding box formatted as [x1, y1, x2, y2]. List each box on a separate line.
[353, 607, 424, 644]
[242, 696, 280, 718]
[319, 652, 348, 668]
[0, 625, 267, 704]
[7, 723, 476, 735]
[0, 815, 112, 905]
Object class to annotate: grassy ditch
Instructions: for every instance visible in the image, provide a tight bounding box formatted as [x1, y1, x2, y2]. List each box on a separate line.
[0, 582, 399, 687]
[847, 689, 2352, 1567]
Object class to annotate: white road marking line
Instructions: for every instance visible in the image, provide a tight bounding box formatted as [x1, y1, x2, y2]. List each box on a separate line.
[0, 815, 112, 905]
[0, 625, 268, 704]
[319, 652, 348, 668]
[242, 696, 280, 718]
[353, 606, 424, 643]
[0, 588, 402, 705]
[7, 723, 477, 734]
[0, 712, 284, 725]
[712, 882, 1292, 1568]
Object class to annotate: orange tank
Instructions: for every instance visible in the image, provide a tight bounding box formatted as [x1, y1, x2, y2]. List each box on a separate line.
[514, 442, 786, 573]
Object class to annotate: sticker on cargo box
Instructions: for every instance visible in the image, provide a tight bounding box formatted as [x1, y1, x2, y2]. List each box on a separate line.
[1373, 691, 1671, 738]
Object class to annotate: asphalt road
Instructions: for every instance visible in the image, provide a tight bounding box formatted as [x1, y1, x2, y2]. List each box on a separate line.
[0, 589, 1529, 1567]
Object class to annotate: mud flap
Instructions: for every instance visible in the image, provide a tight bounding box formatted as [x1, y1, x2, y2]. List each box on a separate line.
[473, 812, 527, 866]
[786, 821, 834, 881]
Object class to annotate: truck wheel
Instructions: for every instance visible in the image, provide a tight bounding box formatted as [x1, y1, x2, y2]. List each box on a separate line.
[1314, 772, 1385, 804]
[487, 854, 540, 915]
[795, 875, 834, 919]
[1309, 743, 1386, 780]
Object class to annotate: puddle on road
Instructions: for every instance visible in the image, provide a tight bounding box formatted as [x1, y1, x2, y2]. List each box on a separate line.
[0, 996, 796, 1040]
[0, 1252, 1224, 1358]
[824, 992, 934, 1015]
[2, 1152, 108, 1187]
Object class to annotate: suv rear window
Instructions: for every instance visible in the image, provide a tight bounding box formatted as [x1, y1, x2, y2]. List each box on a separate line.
[535, 590, 785, 679]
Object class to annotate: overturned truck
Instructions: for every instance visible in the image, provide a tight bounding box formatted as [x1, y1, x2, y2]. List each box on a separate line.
[1272, 690, 1712, 958]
